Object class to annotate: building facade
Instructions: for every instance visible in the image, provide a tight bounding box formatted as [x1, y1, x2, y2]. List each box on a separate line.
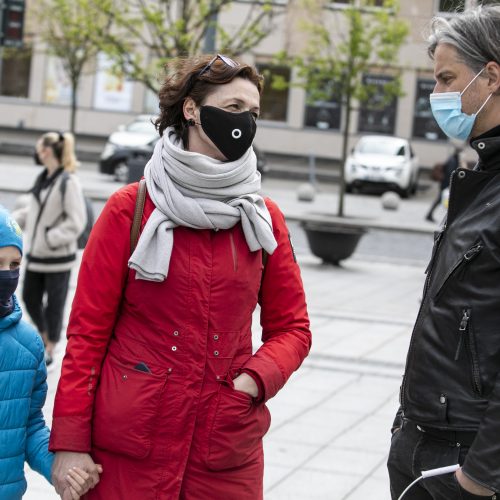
[0, 0, 493, 166]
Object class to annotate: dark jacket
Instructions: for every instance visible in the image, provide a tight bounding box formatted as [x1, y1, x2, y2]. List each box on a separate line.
[440, 152, 459, 190]
[395, 128, 500, 492]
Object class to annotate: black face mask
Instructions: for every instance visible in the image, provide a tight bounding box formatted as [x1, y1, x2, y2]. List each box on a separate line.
[0, 269, 19, 318]
[200, 106, 257, 162]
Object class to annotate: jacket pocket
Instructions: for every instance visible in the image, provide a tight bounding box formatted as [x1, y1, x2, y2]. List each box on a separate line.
[92, 354, 168, 459]
[433, 242, 483, 302]
[455, 308, 482, 396]
[206, 383, 271, 471]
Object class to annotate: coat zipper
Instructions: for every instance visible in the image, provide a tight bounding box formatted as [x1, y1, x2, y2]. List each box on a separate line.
[434, 243, 483, 302]
[401, 171, 455, 413]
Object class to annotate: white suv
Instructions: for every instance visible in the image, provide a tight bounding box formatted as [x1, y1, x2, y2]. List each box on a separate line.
[344, 135, 419, 197]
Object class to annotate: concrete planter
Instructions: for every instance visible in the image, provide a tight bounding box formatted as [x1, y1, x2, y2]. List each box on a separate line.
[301, 221, 367, 265]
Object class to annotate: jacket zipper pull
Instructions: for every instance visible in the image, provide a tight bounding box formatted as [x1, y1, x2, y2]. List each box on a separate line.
[458, 244, 483, 281]
[455, 309, 470, 360]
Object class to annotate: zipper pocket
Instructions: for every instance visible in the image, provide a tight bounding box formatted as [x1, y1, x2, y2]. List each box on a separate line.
[454, 309, 470, 361]
[434, 243, 483, 301]
[455, 308, 482, 395]
[465, 311, 482, 396]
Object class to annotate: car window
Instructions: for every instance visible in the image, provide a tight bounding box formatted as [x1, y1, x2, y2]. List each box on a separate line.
[357, 139, 406, 156]
[126, 121, 156, 134]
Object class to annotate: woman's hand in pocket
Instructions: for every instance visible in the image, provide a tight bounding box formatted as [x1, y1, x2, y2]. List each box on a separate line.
[232, 373, 258, 398]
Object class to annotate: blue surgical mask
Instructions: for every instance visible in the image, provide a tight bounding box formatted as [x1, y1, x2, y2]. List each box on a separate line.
[0, 269, 19, 317]
[430, 68, 493, 141]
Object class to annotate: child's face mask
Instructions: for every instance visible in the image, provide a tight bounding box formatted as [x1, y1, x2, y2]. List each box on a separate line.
[0, 269, 19, 317]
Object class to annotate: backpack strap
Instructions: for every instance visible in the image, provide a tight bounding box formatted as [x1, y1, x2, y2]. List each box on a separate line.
[130, 179, 147, 255]
[60, 171, 69, 199]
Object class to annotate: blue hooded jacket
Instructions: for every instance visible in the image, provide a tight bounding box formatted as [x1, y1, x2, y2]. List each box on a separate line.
[0, 295, 53, 499]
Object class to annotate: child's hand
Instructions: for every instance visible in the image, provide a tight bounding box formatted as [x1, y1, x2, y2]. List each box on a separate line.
[62, 466, 102, 499]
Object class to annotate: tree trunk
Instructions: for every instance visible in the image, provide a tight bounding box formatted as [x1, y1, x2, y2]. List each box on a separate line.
[338, 91, 351, 218]
[70, 79, 78, 134]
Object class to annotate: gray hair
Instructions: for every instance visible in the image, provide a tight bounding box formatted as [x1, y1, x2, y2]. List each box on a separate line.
[428, 5, 500, 73]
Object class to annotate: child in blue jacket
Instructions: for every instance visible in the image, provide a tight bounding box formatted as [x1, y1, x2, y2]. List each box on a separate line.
[0, 205, 95, 499]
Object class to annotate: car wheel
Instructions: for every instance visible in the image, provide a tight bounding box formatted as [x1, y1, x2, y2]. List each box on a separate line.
[409, 170, 419, 195]
[345, 183, 353, 193]
[400, 184, 411, 198]
[114, 162, 129, 183]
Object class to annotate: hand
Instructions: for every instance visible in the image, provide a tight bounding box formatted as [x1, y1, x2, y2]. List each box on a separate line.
[232, 373, 258, 398]
[62, 467, 95, 499]
[61, 485, 84, 500]
[455, 468, 494, 496]
[52, 452, 103, 497]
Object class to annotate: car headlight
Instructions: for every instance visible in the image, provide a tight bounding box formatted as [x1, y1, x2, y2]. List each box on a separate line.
[385, 166, 403, 176]
[101, 142, 117, 160]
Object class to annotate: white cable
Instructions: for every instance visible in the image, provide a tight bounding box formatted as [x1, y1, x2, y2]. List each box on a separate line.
[398, 476, 423, 500]
[398, 464, 460, 500]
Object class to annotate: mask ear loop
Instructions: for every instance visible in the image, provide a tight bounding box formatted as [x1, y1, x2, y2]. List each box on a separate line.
[460, 67, 485, 96]
[459, 67, 493, 116]
[475, 92, 493, 115]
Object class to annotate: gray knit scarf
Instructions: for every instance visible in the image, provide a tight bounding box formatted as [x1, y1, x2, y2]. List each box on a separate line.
[128, 127, 278, 281]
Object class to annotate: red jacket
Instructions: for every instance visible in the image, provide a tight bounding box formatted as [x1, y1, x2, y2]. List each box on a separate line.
[50, 182, 311, 499]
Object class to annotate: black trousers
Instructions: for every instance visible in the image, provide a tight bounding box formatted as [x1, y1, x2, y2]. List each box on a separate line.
[388, 420, 497, 499]
[22, 269, 71, 344]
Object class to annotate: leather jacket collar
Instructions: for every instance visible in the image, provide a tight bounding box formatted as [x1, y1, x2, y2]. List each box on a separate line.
[470, 125, 500, 170]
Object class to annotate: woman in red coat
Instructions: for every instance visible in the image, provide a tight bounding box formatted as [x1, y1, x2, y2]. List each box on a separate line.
[49, 54, 311, 499]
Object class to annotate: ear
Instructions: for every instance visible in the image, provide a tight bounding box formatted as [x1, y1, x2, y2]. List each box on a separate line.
[183, 97, 197, 121]
[485, 61, 500, 94]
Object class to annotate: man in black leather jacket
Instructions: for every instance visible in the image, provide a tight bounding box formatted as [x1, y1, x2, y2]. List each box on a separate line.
[388, 6, 500, 500]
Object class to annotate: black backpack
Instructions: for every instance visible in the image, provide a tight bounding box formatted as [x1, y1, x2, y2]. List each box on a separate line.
[60, 172, 94, 249]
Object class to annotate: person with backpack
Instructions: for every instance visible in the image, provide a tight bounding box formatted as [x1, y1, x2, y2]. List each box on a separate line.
[49, 54, 311, 499]
[12, 131, 87, 366]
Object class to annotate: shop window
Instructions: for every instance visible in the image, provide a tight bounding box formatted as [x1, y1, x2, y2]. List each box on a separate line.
[304, 81, 342, 130]
[357, 74, 397, 135]
[257, 63, 290, 122]
[412, 79, 447, 141]
[0, 46, 31, 98]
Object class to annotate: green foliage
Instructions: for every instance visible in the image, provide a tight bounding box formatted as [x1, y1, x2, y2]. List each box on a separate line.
[277, 0, 409, 216]
[35, 0, 112, 85]
[92, 0, 286, 93]
[34, 0, 113, 131]
[285, 0, 408, 109]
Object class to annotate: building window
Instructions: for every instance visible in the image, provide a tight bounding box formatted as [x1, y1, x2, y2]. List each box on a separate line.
[438, 0, 465, 12]
[257, 63, 290, 122]
[413, 79, 447, 141]
[304, 81, 342, 130]
[357, 74, 397, 135]
[0, 46, 32, 98]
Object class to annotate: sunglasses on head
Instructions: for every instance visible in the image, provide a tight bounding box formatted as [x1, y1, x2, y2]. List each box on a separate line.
[198, 54, 239, 77]
[184, 54, 239, 96]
